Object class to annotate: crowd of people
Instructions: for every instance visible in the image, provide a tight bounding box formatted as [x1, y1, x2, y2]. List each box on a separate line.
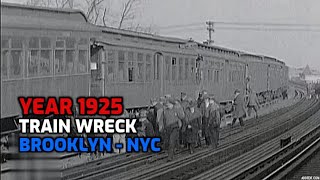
[65, 87, 287, 162]
[133, 90, 222, 161]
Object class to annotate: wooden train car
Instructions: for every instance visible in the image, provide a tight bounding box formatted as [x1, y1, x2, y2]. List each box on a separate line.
[90, 27, 248, 108]
[1, 2, 289, 117]
[0, 3, 100, 118]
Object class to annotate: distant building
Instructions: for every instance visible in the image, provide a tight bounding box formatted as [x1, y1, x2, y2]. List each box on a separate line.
[289, 65, 320, 83]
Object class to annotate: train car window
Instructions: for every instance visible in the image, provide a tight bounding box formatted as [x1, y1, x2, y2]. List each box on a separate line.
[10, 50, 23, 78]
[41, 37, 51, 48]
[54, 50, 65, 74]
[145, 54, 152, 81]
[39, 37, 52, 76]
[178, 58, 183, 80]
[165, 56, 170, 80]
[39, 50, 51, 75]
[1, 50, 9, 79]
[118, 51, 126, 81]
[79, 38, 88, 45]
[107, 50, 115, 81]
[128, 51, 135, 82]
[1, 37, 9, 48]
[29, 37, 39, 48]
[214, 70, 219, 83]
[190, 58, 195, 74]
[137, 53, 144, 81]
[56, 39, 65, 48]
[11, 38, 23, 49]
[185, 58, 189, 80]
[172, 57, 177, 80]
[66, 37, 76, 48]
[156, 54, 161, 80]
[78, 50, 87, 73]
[66, 50, 75, 74]
[55, 37, 65, 75]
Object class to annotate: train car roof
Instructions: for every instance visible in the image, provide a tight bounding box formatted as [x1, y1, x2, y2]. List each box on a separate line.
[194, 42, 241, 55]
[1, 2, 99, 32]
[99, 26, 188, 44]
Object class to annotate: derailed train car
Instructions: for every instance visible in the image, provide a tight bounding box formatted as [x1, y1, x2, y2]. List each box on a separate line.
[1, 2, 289, 119]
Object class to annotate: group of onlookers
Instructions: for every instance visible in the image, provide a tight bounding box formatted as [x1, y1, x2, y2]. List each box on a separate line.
[66, 87, 287, 161]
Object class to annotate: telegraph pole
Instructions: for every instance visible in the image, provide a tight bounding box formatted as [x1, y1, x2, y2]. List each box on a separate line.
[206, 21, 214, 45]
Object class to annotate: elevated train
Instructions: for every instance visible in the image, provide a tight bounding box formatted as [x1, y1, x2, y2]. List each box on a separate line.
[0, 3, 288, 121]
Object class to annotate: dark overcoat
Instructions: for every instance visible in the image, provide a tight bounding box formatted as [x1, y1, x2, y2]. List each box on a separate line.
[233, 93, 246, 119]
[184, 108, 201, 144]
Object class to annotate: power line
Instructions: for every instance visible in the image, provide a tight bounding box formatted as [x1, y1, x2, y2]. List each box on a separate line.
[214, 21, 320, 27]
[159, 26, 320, 34]
[215, 26, 320, 32]
[157, 21, 320, 30]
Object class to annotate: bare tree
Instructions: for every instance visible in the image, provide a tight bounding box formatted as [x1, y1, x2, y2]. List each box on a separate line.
[25, 0, 155, 33]
[118, 0, 140, 29]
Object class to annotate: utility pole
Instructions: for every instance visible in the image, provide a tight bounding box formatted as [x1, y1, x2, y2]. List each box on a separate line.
[206, 21, 214, 45]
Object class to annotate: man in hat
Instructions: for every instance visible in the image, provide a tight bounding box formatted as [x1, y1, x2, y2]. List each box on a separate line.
[137, 109, 155, 137]
[112, 110, 129, 154]
[153, 97, 166, 136]
[232, 89, 246, 127]
[180, 92, 189, 112]
[172, 98, 186, 147]
[184, 101, 202, 153]
[207, 95, 221, 148]
[163, 100, 182, 161]
[200, 94, 211, 145]
[197, 90, 208, 108]
[147, 98, 158, 134]
[247, 90, 260, 119]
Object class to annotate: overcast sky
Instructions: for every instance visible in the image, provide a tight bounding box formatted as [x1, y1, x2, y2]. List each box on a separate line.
[2, 0, 320, 69]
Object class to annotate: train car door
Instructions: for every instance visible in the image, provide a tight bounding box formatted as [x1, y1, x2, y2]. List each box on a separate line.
[90, 42, 105, 97]
[154, 52, 164, 96]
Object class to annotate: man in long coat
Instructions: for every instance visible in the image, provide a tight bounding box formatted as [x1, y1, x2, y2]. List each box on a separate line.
[207, 95, 221, 148]
[232, 89, 246, 127]
[163, 100, 182, 161]
[247, 90, 260, 118]
[201, 94, 213, 146]
[184, 101, 201, 153]
[137, 109, 155, 137]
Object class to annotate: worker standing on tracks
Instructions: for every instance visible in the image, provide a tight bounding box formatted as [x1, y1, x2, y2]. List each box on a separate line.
[232, 89, 246, 128]
[137, 109, 155, 137]
[201, 94, 212, 146]
[163, 99, 182, 161]
[247, 90, 260, 119]
[207, 95, 221, 148]
[113, 110, 129, 154]
[180, 92, 189, 112]
[184, 101, 201, 154]
[173, 99, 186, 148]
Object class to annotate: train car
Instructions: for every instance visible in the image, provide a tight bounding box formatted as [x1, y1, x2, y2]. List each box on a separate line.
[194, 43, 246, 101]
[263, 56, 288, 91]
[1, 3, 289, 116]
[90, 27, 250, 108]
[240, 53, 288, 93]
[0, 3, 100, 118]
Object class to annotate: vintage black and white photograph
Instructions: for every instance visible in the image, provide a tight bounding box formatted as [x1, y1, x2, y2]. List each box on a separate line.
[1, 0, 320, 179]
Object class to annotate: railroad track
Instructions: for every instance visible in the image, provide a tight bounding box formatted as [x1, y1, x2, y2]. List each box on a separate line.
[62, 96, 318, 180]
[61, 96, 303, 179]
[192, 104, 320, 180]
[115, 98, 319, 180]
